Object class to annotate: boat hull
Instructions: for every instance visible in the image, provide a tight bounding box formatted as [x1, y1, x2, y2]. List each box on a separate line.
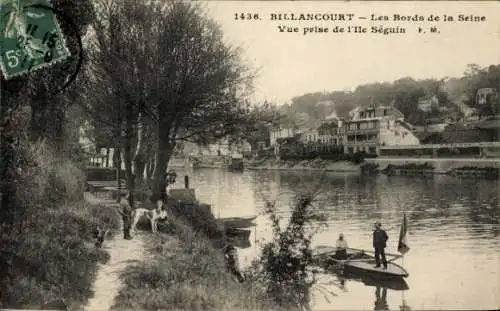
[337, 259, 409, 279]
[219, 216, 257, 229]
[314, 247, 409, 279]
[226, 228, 251, 240]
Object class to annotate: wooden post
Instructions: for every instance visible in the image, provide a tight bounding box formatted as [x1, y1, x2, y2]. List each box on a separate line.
[184, 175, 189, 189]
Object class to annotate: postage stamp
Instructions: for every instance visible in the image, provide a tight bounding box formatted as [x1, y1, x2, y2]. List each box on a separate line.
[0, 0, 71, 79]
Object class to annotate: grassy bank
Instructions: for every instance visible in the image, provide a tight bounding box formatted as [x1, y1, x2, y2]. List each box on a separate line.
[0, 142, 121, 310]
[111, 223, 270, 311]
[112, 196, 271, 310]
[113, 192, 323, 311]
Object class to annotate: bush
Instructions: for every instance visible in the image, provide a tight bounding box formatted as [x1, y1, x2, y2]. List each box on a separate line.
[16, 140, 86, 206]
[168, 200, 226, 247]
[349, 151, 367, 164]
[0, 140, 121, 309]
[247, 193, 327, 311]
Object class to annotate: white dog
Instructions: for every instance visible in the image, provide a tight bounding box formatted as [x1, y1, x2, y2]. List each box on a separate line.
[130, 200, 168, 234]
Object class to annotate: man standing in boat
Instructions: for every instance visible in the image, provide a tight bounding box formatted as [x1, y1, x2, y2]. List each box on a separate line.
[373, 221, 388, 269]
[335, 233, 348, 259]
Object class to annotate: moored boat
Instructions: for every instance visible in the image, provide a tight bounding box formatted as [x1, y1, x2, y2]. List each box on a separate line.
[226, 227, 251, 240]
[227, 153, 244, 171]
[218, 216, 257, 228]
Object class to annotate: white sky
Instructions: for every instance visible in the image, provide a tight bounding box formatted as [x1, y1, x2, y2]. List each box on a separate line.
[204, 1, 500, 105]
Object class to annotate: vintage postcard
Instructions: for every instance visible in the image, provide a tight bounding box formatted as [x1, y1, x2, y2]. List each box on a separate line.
[0, 1, 498, 311]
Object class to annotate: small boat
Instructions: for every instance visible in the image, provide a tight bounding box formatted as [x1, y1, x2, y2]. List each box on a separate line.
[227, 154, 244, 171]
[225, 227, 251, 240]
[314, 213, 411, 280]
[313, 246, 409, 279]
[218, 216, 257, 228]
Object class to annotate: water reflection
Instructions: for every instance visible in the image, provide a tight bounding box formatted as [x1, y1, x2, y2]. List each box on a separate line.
[374, 286, 389, 311]
[171, 168, 499, 310]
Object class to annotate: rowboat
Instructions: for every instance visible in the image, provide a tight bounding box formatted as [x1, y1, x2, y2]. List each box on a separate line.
[226, 227, 251, 240]
[313, 246, 409, 279]
[218, 216, 257, 228]
[314, 213, 411, 280]
[226, 228, 252, 249]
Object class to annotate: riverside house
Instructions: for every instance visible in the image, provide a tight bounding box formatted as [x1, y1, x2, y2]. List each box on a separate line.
[270, 126, 297, 155]
[343, 105, 420, 155]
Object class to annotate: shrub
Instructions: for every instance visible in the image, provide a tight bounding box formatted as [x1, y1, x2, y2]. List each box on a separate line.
[349, 151, 366, 164]
[0, 139, 121, 309]
[247, 193, 327, 311]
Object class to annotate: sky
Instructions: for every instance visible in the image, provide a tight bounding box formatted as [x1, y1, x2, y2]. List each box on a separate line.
[204, 1, 500, 105]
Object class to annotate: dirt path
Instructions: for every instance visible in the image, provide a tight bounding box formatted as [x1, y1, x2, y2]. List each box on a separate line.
[83, 193, 147, 311]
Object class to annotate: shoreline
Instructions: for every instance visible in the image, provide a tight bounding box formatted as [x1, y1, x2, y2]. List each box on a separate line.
[170, 156, 500, 178]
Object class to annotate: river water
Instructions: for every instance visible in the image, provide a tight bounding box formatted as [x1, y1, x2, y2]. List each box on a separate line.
[169, 168, 499, 310]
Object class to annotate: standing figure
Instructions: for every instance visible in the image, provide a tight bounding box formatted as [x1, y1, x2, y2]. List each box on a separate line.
[335, 233, 348, 259]
[116, 192, 133, 240]
[373, 221, 388, 269]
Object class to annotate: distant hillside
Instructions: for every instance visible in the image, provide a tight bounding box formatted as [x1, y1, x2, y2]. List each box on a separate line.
[278, 63, 499, 128]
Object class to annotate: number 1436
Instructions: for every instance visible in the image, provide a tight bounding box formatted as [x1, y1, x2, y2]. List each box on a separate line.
[234, 13, 260, 20]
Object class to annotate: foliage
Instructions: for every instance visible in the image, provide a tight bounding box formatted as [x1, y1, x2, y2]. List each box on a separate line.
[279, 63, 499, 129]
[445, 64, 500, 117]
[0, 138, 120, 309]
[1, 1, 96, 302]
[84, 0, 257, 200]
[230, 101, 283, 150]
[247, 192, 327, 311]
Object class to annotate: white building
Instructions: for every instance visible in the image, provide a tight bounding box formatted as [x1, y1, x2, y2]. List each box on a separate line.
[344, 105, 420, 155]
[270, 127, 296, 146]
[300, 129, 319, 144]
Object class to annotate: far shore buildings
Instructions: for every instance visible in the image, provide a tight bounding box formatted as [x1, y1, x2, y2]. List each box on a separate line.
[344, 105, 420, 154]
[270, 105, 421, 156]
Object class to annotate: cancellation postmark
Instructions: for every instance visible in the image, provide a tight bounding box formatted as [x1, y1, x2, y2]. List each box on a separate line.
[0, 0, 71, 79]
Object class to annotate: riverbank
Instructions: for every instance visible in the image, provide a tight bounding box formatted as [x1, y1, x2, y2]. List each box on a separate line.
[111, 225, 269, 310]
[111, 196, 273, 310]
[246, 157, 362, 172]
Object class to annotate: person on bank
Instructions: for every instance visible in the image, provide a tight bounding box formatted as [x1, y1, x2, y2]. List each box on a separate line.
[335, 233, 348, 259]
[116, 192, 133, 240]
[373, 221, 388, 269]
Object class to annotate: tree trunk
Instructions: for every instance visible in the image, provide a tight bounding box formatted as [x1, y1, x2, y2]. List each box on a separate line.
[105, 147, 110, 167]
[123, 103, 136, 207]
[148, 151, 157, 181]
[112, 147, 120, 168]
[152, 128, 174, 202]
[0, 78, 21, 293]
[132, 113, 147, 189]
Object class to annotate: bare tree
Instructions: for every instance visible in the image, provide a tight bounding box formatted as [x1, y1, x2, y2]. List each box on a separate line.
[85, 0, 255, 203]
